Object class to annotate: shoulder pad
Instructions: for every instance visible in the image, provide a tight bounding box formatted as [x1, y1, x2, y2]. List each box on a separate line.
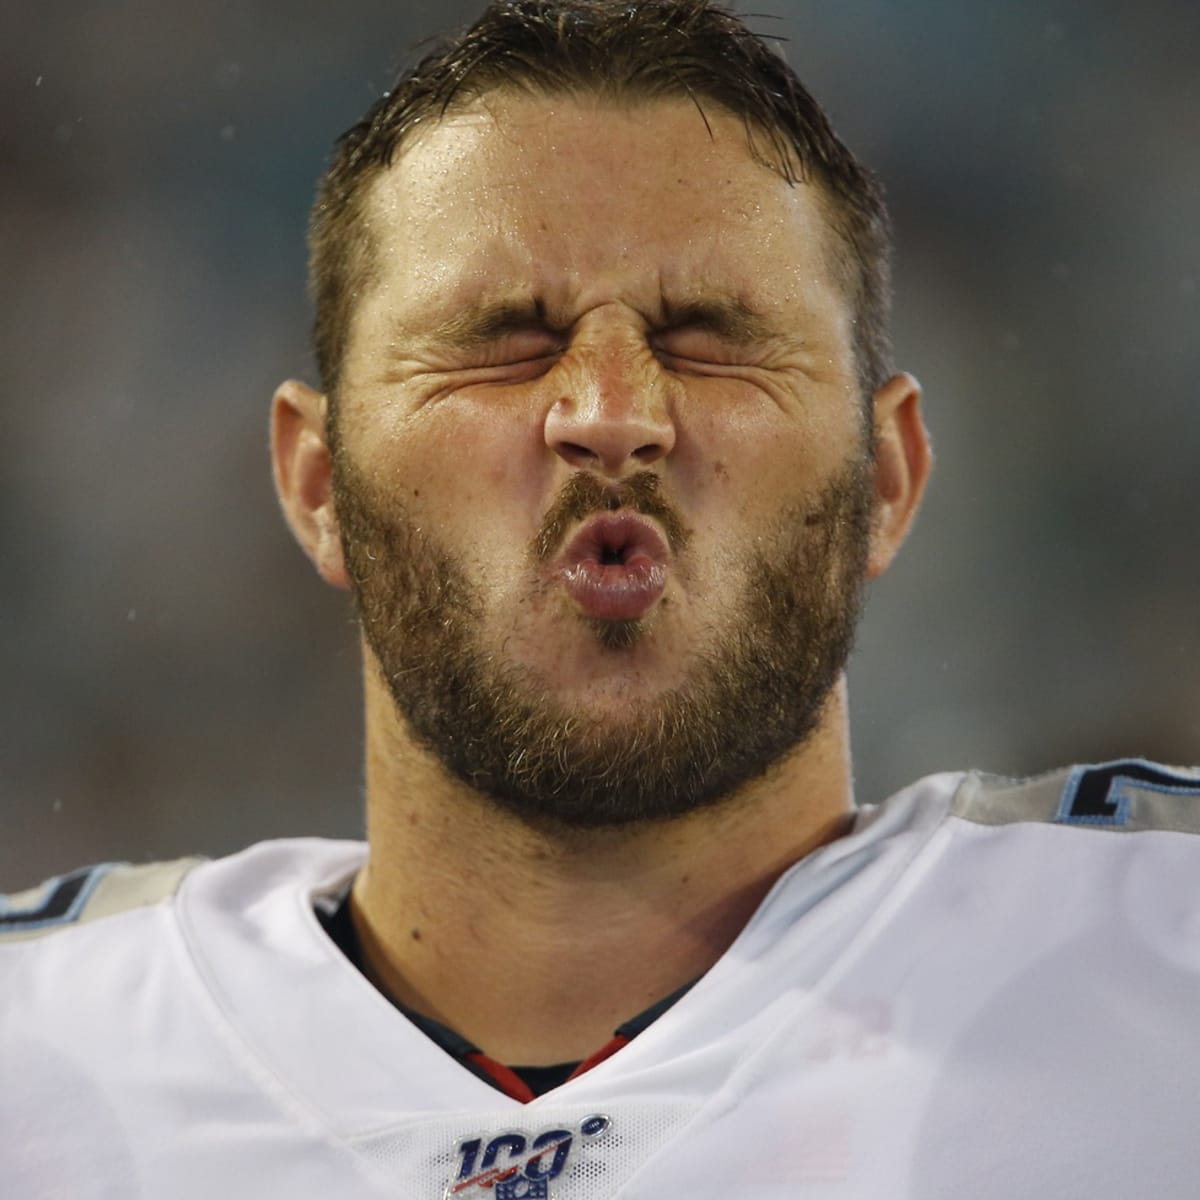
[952, 758, 1200, 834]
[0, 857, 204, 942]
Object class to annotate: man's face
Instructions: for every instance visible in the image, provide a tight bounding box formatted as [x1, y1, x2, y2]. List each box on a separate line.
[331, 93, 875, 828]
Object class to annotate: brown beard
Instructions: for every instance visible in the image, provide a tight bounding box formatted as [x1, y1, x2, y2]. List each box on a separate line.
[332, 446, 874, 831]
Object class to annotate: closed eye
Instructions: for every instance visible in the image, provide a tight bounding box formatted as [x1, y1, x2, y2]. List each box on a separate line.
[651, 327, 760, 370]
[425, 331, 564, 384]
[457, 330, 563, 368]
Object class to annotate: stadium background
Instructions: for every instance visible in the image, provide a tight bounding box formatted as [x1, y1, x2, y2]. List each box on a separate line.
[3, 1, 1198, 885]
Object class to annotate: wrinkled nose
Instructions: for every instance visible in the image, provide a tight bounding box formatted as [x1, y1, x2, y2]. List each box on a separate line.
[543, 348, 676, 474]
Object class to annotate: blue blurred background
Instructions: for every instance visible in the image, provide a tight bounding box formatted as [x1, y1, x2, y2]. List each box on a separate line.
[3, 1, 1198, 885]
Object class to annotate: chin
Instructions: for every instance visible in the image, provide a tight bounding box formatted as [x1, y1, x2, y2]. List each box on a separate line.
[586, 616, 645, 653]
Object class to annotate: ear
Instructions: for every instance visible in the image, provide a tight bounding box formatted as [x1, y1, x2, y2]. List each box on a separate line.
[270, 379, 350, 590]
[866, 372, 932, 579]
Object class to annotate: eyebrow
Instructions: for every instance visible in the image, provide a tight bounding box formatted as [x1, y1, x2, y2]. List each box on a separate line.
[399, 291, 776, 351]
[408, 298, 552, 352]
[658, 294, 776, 344]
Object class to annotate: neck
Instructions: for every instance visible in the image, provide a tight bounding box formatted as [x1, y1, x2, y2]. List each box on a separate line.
[350, 671, 855, 1067]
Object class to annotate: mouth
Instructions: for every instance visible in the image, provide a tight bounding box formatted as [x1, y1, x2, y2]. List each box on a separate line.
[557, 513, 670, 622]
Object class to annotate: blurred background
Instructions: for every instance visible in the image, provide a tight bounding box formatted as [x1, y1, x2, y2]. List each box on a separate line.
[2, 0, 1198, 886]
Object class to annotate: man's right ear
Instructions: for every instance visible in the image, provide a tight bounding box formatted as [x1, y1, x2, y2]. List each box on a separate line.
[270, 379, 351, 590]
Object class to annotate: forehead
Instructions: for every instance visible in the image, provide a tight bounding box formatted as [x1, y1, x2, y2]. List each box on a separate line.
[357, 91, 847, 335]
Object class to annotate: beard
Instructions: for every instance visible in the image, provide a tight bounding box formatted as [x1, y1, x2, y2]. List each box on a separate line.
[332, 444, 874, 832]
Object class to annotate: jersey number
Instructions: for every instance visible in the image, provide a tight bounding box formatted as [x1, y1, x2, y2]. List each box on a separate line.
[0, 864, 111, 932]
[1057, 760, 1200, 826]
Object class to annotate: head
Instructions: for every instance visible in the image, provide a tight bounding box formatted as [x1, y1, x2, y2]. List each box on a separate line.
[274, 0, 930, 832]
[309, 0, 893, 408]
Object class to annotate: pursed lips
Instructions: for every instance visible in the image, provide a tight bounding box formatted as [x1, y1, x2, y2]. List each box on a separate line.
[556, 512, 670, 621]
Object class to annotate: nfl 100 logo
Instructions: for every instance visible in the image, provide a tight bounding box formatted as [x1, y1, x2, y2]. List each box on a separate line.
[444, 1114, 612, 1199]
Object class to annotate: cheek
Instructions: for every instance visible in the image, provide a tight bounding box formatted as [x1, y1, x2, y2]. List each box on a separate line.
[680, 405, 854, 529]
[395, 409, 550, 578]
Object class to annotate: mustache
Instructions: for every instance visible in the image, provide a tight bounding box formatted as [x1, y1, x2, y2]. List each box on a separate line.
[533, 471, 690, 562]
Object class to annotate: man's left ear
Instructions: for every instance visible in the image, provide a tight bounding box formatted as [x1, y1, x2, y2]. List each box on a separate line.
[866, 372, 932, 579]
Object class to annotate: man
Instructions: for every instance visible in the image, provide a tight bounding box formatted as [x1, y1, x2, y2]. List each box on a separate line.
[2, 2, 1198, 1196]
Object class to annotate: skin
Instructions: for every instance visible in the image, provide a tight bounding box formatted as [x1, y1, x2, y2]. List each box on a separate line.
[272, 93, 931, 1067]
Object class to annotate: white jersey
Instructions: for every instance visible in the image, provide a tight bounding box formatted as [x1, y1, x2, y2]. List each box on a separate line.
[3, 759, 1200, 1198]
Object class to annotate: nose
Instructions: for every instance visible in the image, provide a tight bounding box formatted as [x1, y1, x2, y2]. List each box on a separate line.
[544, 342, 676, 474]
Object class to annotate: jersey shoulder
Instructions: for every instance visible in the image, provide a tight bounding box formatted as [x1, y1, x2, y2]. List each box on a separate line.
[952, 757, 1200, 834]
[0, 857, 204, 943]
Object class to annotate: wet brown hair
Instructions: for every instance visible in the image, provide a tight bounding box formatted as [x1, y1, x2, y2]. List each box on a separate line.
[308, 0, 892, 406]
